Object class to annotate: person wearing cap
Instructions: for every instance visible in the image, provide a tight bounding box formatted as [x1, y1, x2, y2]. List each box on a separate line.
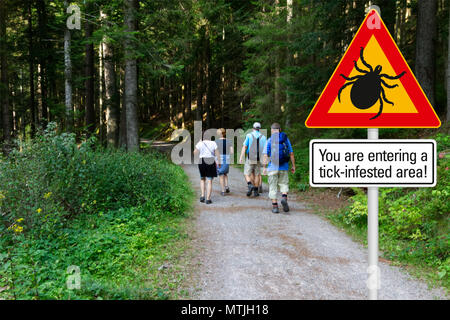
[262, 123, 296, 213]
[239, 122, 267, 197]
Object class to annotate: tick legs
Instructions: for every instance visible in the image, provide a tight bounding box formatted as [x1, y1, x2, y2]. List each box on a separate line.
[360, 47, 373, 72]
[370, 88, 392, 120]
[370, 96, 383, 120]
[381, 79, 398, 89]
[381, 87, 394, 105]
[340, 74, 362, 81]
[380, 71, 406, 80]
[338, 81, 356, 102]
[353, 60, 369, 74]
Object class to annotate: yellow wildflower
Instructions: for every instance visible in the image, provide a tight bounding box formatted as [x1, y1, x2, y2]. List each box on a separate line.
[8, 224, 23, 233]
[37, 208, 42, 213]
[44, 192, 52, 199]
[16, 218, 24, 223]
[0, 192, 5, 200]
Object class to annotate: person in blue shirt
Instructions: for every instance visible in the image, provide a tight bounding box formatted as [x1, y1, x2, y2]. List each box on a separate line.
[216, 128, 234, 196]
[239, 122, 267, 197]
[262, 123, 296, 213]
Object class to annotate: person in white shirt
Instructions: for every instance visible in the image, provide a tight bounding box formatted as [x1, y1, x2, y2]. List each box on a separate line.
[194, 133, 221, 204]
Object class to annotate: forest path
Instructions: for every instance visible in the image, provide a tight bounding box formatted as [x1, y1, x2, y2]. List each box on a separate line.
[149, 140, 446, 300]
[183, 164, 446, 300]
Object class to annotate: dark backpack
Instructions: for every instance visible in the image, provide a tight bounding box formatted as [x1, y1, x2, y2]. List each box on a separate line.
[248, 133, 261, 162]
[268, 132, 290, 165]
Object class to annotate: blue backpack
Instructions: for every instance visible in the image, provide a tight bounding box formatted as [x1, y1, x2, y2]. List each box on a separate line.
[268, 132, 290, 165]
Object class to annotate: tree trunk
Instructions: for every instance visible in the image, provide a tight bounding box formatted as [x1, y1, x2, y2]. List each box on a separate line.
[274, 0, 281, 114]
[119, 67, 127, 148]
[84, 3, 95, 134]
[184, 65, 192, 125]
[28, 2, 36, 137]
[285, 0, 293, 128]
[196, 53, 203, 122]
[124, 0, 139, 151]
[0, 0, 11, 145]
[37, 0, 48, 128]
[447, 4, 450, 122]
[98, 35, 104, 144]
[415, 0, 437, 107]
[64, 0, 73, 131]
[205, 29, 212, 128]
[102, 12, 119, 147]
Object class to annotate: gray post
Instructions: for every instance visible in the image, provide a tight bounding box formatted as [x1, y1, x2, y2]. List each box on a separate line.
[367, 128, 379, 300]
[366, 5, 381, 301]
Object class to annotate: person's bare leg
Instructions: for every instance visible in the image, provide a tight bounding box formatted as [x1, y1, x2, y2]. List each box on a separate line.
[252, 173, 261, 196]
[225, 174, 229, 190]
[200, 178, 206, 198]
[206, 179, 213, 200]
[254, 173, 261, 187]
[219, 175, 225, 192]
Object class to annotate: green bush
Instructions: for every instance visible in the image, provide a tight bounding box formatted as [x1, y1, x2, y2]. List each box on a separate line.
[0, 123, 193, 299]
[332, 132, 450, 287]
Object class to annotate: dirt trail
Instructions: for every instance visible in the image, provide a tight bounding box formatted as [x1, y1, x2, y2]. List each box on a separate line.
[148, 140, 446, 299]
[182, 164, 446, 300]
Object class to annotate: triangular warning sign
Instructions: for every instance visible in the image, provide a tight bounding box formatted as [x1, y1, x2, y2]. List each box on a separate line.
[305, 10, 441, 128]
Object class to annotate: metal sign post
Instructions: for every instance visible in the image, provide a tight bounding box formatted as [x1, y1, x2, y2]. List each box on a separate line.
[306, 4, 441, 300]
[367, 128, 379, 300]
[367, 5, 380, 301]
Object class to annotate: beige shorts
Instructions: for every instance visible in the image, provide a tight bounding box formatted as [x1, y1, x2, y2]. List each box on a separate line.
[244, 159, 261, 176]
[268, 170, 289, 200]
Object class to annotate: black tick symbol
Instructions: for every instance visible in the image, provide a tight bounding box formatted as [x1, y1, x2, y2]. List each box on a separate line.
[338, 46, 406, 120]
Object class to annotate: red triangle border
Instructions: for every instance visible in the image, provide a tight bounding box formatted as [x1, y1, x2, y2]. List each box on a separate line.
[305, 10, 441, 128]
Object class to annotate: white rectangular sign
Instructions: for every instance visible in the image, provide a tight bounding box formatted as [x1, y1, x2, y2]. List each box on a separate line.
[310, 139, 436, 187]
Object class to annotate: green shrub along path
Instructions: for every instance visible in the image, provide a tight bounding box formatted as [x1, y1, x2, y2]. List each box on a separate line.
[0, 126, 194, 299]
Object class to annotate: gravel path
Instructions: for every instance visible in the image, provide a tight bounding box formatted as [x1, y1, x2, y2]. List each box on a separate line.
[184, 164, 446, 300]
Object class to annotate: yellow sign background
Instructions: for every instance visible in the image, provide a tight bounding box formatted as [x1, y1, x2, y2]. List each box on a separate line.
[328, 36, 418, 114]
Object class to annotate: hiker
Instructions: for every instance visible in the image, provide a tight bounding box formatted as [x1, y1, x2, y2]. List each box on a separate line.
[194, 132, 221, 204]
[216, 128, 234, 196]
[239, 122, 266, 197]
[262, 123, 296, 213]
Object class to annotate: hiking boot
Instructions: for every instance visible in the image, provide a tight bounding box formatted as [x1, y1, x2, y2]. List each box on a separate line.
[200, 196, 205, 203]
[281, 197, 290, 212]
[253, 187, 259, 197]
[272, 206, 280, 214]
[225, 187, 230, 193]
[206, 199, 212, 204]
[246, 184, 254, 197]
[258, 185, 263, 193]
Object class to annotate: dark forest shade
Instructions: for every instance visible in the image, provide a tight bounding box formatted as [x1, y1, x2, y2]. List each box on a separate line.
[84, 2, 95, 134]
[415, 0, 437, 107]
[0, 0, 448, 149]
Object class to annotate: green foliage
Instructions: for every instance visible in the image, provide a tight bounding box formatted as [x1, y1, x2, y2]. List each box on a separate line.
[0, 124, 193, 299]
[330, 132, 450, 288]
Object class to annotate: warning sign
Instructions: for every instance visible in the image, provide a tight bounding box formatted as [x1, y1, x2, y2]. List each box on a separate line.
[310, 140, 436, 187]
[305, 9, 441, 128]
